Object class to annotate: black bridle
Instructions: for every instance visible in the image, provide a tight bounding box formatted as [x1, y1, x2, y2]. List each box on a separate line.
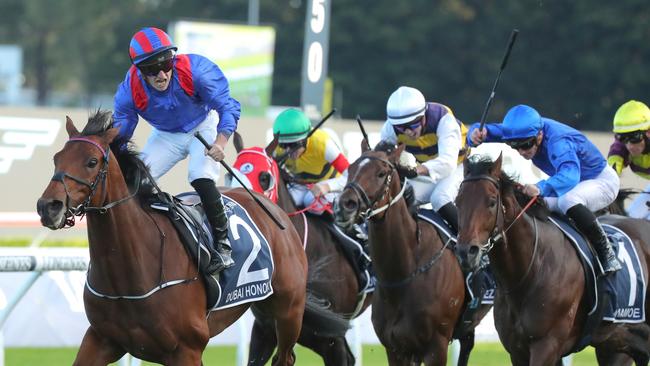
[344, 155, 397, 221]
[460, 173, 539, 293]
[51, 137, 138, 227]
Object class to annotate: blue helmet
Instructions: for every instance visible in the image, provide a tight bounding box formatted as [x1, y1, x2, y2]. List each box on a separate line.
[129, 27, 177, 65]
[502, 105, 543, 140]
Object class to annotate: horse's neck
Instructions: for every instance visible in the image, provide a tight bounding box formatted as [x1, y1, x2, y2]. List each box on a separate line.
[490, 213, 540, 292]
[368, 198, 419, 277]
[86, 166, 162, 290]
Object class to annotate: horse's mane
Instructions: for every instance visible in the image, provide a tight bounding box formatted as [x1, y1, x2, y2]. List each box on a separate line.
[465, 156, 551, 221]
[81, 110, 156, 199]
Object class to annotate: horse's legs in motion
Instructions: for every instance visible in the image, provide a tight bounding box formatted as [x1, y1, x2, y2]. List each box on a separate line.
[248, 317, 278, 366]
[528, 339, 561, 366]
[298, 334, 355, 366]
[455, 331, 475, 366]
[270, 307, 302, 366]
[422, 334, 449, 366]
[385, 350, 411, 366]
[73, 327, 125, 366]
[595, 349, 633, 366]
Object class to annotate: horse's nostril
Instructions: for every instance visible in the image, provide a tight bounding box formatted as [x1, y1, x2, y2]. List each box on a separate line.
[343, 199, 358, 211]
[468, 245, 480, 256]
[49, 200, 64, 213]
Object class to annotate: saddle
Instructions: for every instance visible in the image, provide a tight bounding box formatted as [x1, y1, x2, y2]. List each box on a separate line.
[549, 213, 646, 354]
[148, 191, 276, 311]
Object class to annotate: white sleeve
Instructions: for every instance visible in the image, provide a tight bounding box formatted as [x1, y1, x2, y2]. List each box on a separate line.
[379, 122, 398, 144]
[321, 169, 348, 192]
[422, 114, 461, 183]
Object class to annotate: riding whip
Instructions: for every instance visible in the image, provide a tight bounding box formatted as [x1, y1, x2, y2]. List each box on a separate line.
[356, 114, 371, 151]
[479, 29, 519, 131]
[194, 132, 285, 230]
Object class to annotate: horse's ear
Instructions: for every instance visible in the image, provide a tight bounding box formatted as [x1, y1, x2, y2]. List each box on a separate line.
[65, 116, 80, 137]
[389, 143, 406, 162]
[103, 127, 120, 144]
[265, 134, 279, 156]
[233, 131, 244, 153]
[463, 157, 470, 177]
[490, 152, 503, 177]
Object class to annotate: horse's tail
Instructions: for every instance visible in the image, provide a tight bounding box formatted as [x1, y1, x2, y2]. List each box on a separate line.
[302, 292, 351, 337]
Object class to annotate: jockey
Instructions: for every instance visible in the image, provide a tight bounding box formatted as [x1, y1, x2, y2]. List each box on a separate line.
[271, 108, 349, 216]
[113, 27, 241, 275]
[379, 86, 467, 232]
[468, 104, 622, 274]
[608, 100, 650, 219]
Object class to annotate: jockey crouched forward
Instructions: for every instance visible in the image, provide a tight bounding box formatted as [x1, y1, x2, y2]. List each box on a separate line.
[113, 27, 240, 276]
[271, 109, 368, 243]
[469, 104, 622, 275]
[380, 86, 467, 233]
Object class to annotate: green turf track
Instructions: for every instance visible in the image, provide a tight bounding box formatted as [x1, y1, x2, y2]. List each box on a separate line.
[6, 343, 597, 365]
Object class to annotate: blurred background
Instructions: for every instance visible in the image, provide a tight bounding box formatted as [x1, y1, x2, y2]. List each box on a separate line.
[0, 0, 647, 128]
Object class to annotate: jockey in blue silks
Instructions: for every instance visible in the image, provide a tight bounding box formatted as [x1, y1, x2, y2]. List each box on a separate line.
[113, 27, 241, 275]
[468, 104, 622, 274]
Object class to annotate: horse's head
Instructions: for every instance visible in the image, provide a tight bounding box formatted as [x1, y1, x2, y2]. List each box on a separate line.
[455, 153, 508, 272]
[334, 143, 405, 229]
[230, 132, 280, 203]
[37, 112, 119, 229]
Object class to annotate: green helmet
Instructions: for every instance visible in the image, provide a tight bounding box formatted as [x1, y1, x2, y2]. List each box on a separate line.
[273, 109, 311, 143]
[613, 100, 650, 133]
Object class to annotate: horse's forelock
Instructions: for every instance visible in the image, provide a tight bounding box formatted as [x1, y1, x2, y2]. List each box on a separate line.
[81, 109, 114, 136]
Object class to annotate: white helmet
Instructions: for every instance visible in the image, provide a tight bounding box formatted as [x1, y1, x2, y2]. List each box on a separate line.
[386, 86, 426, 125]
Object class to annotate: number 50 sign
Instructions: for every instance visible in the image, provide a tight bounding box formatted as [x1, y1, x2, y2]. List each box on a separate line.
[300, 0, 331, 119]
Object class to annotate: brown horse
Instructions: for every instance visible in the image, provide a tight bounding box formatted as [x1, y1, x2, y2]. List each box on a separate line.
[36, 112, 308, 366]
[455, 154, 650, 366]
[230, 133, 371, 365]
[334, 143, 490, 366]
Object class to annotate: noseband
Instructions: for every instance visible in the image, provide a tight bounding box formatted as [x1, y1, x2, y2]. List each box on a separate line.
[344, 155, 406, 221]
[51, 137, 137, 227]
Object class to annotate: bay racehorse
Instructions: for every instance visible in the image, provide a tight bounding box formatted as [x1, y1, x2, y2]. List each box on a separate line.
[231, 132, 371, 365]
[334, 143, 490, 366]
[456, 154, 650, 366]
[36, 112, 310, 366]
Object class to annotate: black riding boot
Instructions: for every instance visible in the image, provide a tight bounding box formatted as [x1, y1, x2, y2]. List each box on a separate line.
[567, 204, 621, 275]
[437, 202, 459, 233]
[191, 178, 234, 275]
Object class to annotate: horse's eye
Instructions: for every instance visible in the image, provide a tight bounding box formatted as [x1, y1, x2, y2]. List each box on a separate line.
[87, 158, 98, 168]
[377, 171, 387, 178]
[488, 198, 497, 208]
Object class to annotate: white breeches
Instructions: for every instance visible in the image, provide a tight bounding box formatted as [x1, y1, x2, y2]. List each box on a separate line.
[405, 164, 464, 211]
[627, 182, 650, 219]
[544, 165, 620, 214]
[140, 110, 221, 183]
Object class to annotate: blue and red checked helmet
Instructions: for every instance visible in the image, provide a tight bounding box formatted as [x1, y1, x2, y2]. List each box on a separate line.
[129, 27, 178, 65]
[502, 105, 544, 140]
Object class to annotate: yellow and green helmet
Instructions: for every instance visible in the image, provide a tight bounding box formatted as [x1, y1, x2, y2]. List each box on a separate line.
[273, 108, 312, 143]
[613, 100, 650, 133]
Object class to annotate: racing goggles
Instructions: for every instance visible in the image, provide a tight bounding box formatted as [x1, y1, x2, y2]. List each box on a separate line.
[279, 140, 306, 151]
[393, 117, 423, 134]
[615, 131, 645, 144]
[138, 54, 175, 76]
[506, 136, 538, 151]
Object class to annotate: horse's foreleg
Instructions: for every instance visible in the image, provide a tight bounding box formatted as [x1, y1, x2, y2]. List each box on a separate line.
[73, 327, 124, 366]
[168, 345, 203, 366]
[455, 331, 476, 366]
[248, 317, 278, 366]
[528, 339, 561, 366]
[423, 334, 449, 366]
[594, 350, 633, 366]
